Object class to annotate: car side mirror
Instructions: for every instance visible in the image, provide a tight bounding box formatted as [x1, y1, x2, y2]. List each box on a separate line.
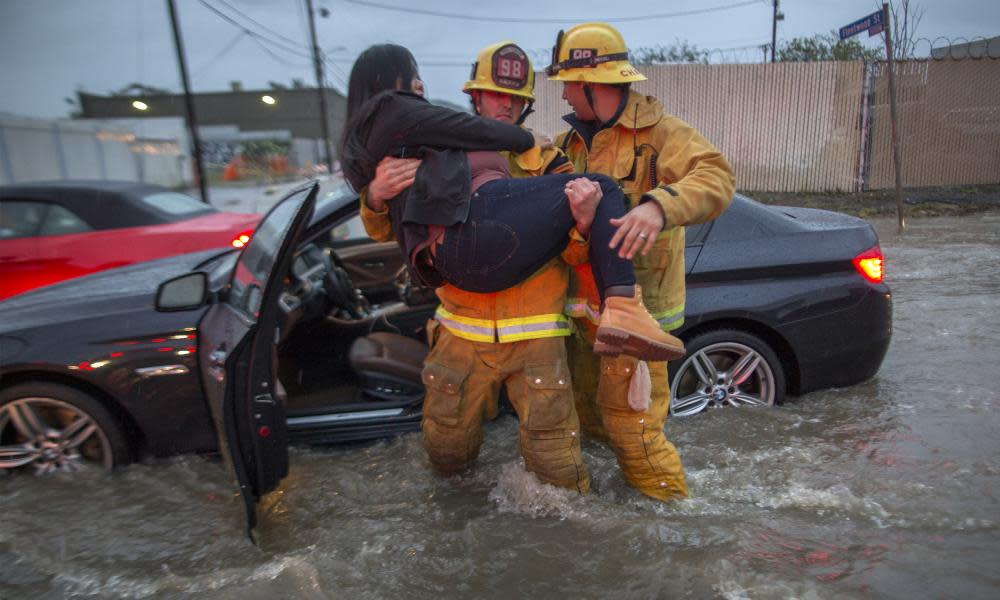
[156, 272, 208, 311]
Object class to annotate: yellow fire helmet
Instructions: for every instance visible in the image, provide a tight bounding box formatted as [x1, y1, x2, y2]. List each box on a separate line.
[545, 22, 646, 84]
[463, 41, 535, 101]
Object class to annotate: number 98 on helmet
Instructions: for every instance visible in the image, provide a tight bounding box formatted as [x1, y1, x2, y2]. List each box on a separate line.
[463, 41, 535, 100]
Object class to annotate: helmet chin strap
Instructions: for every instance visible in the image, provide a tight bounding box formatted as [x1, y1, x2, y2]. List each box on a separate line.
[515, 100, 534, 126]
[583, 83, 597, 120]
[585, 83, 630, 128]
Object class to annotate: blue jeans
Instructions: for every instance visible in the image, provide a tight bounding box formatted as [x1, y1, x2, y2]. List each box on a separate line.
[433, 173, 636, 296]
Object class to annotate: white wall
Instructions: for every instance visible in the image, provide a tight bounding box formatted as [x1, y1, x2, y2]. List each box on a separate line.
[0, 114, 187, 187]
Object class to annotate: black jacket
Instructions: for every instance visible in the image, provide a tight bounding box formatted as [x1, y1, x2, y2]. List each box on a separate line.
[341, 91, 534, 285]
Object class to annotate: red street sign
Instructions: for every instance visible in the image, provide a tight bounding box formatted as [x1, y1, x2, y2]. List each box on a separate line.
[839, 10, 885, 40]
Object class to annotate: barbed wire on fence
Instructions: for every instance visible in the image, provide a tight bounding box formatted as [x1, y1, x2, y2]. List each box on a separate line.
[916, 36, 1000, 60]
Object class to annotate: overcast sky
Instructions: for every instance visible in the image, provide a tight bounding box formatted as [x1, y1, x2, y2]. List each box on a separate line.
[1, 0, 996, 119]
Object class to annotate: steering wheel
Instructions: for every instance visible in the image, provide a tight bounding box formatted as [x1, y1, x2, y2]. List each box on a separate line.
[278, 246, 328, 322]
[320, 249, 368, 319]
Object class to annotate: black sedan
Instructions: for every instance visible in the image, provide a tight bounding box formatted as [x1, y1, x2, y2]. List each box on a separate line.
[0, 181, 890, 525]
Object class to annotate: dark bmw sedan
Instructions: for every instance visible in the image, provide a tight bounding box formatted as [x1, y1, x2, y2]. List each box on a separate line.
[0, 182, 891, 506]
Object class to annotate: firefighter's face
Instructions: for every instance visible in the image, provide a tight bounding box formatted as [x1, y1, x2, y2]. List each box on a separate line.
[474, 90, 525, 124]
[561, 82, 595, 120]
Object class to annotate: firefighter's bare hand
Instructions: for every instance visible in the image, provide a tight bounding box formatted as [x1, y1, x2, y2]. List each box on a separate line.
[529, 130, 553, 150]
[367, 157, 421, 211]
[564, 177, 602, 237]
[609, 201, 665, 260]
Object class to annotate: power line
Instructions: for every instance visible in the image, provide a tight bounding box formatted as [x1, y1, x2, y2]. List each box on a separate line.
[213, 0, 305, 49]
[322, 55, 349, 88]
[340, 0, 764, 24]
[294, 0, 310, 41]
[246, 32, 312, 67]
[192, 31, 247, 80]
[196, 0, 312, 60]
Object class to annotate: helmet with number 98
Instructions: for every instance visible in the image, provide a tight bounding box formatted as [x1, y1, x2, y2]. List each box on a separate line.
[463, 41, 535, 101]
[545, 22, 646, 84]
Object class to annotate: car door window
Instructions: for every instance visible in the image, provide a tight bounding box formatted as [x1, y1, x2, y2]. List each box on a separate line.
[330, 214, 370, 244]
[38, 204, 93, 236]
[0, 200, 47, 239]
[141, 191, 215, 217]
[227, 188, 310, 318]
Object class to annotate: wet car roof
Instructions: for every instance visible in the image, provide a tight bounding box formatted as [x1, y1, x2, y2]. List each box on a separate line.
[0, 180, 216, 229]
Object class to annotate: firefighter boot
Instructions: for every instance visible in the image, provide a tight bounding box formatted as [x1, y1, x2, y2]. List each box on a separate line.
[595, 285, 685, 362]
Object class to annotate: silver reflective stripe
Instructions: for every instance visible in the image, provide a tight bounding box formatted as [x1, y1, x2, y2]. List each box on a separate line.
[134, 365, 189, 378]
[658, 312, 684, 330]
[498, 320, 570, 336]
[287, 408, 404, 426]
[434, 308, 495, 341]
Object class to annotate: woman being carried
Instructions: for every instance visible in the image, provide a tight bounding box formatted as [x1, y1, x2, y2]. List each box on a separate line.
[340, 44, 682, 361]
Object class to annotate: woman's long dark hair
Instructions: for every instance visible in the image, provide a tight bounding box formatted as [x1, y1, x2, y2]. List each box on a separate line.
[339, 44, 420, 189]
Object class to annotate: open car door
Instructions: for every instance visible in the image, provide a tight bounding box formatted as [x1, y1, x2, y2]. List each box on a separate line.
[198, 183, 317, 539]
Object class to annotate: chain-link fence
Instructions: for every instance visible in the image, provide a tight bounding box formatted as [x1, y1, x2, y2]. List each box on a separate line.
[526, 57, 1000, 193]
[866, 59, 1000, 189]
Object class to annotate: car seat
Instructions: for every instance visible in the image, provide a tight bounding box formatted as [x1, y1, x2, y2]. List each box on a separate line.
[348, 331, 427, 402]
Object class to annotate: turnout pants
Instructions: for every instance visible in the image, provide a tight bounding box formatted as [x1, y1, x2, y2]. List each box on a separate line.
[420, 323, 590, 493]
[568, 330, 688, 501]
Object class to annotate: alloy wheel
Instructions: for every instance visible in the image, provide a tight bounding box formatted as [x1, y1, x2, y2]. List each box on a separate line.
[0, 397, 114, 474]
[670, 341, 777, 416]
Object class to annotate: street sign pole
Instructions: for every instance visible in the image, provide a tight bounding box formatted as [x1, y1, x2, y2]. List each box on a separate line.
[882, 2, 906, 231]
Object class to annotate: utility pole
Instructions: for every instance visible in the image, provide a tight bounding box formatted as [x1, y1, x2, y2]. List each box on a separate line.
[305, 0, 334, 176]
[882, 2, 906, 231]
[166, 0, 209, 204]
[771, 0, 784, 62]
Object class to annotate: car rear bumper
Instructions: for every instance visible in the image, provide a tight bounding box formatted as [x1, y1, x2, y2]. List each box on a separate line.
[790, 283, 892, 393]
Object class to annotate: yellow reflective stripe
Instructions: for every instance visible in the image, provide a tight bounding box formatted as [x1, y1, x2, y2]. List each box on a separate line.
[652, 303, 685, 331]
[434, 307, 495, 342]
[496, 314, 571, 342]
[435, 307, 494, 328]
[436, 308, 573, 343]
[500, 330, 571, 342]
[496, 313, 569, 327]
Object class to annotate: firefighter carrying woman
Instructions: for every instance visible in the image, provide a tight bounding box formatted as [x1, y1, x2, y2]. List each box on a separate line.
[348, 23, 734, 502]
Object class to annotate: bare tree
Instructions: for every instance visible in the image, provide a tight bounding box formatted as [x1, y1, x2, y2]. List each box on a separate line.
[885, 0, 925, 60]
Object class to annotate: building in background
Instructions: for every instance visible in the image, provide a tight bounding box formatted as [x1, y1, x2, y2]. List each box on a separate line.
[75, 81, 345, 181]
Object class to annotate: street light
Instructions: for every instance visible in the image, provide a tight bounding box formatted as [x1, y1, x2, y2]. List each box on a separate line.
[261, 95, 276, 105]
[132, 100, 149, 111]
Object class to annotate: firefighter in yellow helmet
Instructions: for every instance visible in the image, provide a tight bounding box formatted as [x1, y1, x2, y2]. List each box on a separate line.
[548, 23, 736, 502]
[360, 41, 591, 492]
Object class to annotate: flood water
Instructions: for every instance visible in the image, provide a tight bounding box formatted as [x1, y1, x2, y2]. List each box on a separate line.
[3, 213, 999, 599]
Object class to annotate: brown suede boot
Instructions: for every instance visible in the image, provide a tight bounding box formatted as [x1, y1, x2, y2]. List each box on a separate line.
[595, 285, 686, 361]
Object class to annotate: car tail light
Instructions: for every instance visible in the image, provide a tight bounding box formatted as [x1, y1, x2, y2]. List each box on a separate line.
[231, 229, 253, 249]
[853, 246, 884, 284]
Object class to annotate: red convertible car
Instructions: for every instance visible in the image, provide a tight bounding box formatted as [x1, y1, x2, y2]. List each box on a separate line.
[0, 181, 260, 300]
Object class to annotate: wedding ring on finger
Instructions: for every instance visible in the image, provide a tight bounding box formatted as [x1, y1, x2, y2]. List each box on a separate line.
[638, 232, 648, 239]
